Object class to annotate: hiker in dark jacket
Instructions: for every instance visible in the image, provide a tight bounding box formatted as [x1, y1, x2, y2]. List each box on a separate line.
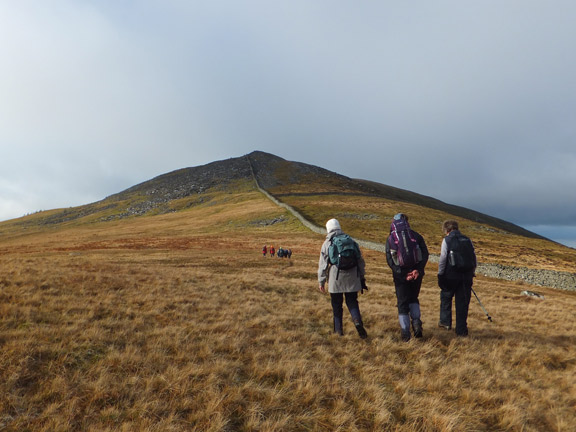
[318, 218, 368, 339]
[437, 220, 477, 336]
[385, 213, 429, 342]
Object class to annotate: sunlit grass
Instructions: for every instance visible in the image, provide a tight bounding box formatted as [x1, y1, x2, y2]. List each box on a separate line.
[277, 193, 576, 272]
[1, 190, 575, 431]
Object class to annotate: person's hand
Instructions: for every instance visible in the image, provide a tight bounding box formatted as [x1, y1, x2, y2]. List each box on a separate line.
[406, 270, 419, 281]
[361, 278, 368, 294]
[318, 284, 326, 294]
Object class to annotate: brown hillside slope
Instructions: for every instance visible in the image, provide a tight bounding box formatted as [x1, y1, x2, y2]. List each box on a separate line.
[248, 151, 544, 240]
[4, 151, 574, 278]
[0, 187, 575, 431]
[272, 193, 576, 273]
[6, 150, 547, 240]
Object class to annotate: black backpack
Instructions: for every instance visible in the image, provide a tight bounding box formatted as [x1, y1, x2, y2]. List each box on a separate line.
[447, 233, 475, 272]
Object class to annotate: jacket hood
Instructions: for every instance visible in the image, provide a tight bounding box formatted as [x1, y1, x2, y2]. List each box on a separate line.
[326, 218, 341, 233]
[326, 228, 343, 240]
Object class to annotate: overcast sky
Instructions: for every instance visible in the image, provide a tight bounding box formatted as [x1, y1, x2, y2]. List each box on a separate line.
[1, 1, 575, 247]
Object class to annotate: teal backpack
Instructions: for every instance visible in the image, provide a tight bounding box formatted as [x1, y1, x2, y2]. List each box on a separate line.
[329, 234, 361, 279]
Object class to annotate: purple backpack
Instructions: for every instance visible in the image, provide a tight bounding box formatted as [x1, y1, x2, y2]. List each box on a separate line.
[388, 218, 422, 268]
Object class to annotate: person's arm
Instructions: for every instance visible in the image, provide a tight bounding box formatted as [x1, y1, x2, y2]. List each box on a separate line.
[416, 233, 429, 274]
[356, 241, 366, 278]
[436, 238, 449, 288]
[317, 241, 330, 293]
[470, 238, 477, 273]
[385, 237, 400, 274]
[438, 238, 448, 275]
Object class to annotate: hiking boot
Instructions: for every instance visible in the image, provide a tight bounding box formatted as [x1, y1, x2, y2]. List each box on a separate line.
[412, 319, 423, 338]
[438, 321, 451, 330]
[354, 321, 368, 339]
[334, 317, 344, 336]
[401, 331, 411, 342]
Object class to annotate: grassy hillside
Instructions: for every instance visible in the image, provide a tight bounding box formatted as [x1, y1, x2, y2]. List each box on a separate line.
[264, 191, 574, 273]
[1, 187, 575, 431]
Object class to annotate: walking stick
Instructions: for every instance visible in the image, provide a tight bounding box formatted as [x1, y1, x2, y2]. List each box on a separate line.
[471, 287, 493, 322]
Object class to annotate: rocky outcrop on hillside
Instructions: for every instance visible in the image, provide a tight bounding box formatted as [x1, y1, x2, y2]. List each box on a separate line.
[247, 151, 351, 189]
[96, 157, 254, 220]
[111, 157, 253, 202]
[18, 155, 257, 225]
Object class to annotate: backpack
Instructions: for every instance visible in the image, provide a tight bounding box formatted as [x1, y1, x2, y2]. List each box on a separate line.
[447, 233, 475, 272]
[388, 218, 422, 269]
[328, 234, 361, 279]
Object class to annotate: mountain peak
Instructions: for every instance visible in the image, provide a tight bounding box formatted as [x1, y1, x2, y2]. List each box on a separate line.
[8, 151, 546, 241]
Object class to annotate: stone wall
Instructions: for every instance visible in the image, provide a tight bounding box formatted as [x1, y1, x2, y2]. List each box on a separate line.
[248, 162, 576, 292]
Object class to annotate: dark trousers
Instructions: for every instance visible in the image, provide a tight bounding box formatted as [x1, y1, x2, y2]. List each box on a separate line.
[330, 292, 362, 330]
[440, 278, 472, 336]
[394, 277, 422, 315]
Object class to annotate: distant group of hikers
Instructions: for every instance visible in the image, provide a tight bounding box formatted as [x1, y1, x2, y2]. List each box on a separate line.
[318, 214, 477, 342]
[262, 245, 292, 259]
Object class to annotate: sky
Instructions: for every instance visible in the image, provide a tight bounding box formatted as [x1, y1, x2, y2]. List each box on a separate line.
[1, 1, 575, 248]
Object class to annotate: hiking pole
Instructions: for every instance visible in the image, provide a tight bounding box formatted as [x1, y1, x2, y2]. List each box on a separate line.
[471, 287, 493, 322]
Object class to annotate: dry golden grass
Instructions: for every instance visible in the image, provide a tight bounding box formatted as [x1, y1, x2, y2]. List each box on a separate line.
[279, 194, 576, 272]
[1, 192, 575, 431]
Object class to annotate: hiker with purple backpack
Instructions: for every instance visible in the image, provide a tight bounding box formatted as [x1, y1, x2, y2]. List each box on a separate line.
[385, 213, 429, 342]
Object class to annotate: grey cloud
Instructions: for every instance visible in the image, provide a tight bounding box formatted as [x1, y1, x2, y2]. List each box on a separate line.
[1, 1, 575, 246]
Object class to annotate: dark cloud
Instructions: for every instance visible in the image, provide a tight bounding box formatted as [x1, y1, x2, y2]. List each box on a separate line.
[1, 1, 575, 246]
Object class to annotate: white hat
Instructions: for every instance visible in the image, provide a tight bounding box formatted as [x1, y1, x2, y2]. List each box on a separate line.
[326, 218, 341, 233]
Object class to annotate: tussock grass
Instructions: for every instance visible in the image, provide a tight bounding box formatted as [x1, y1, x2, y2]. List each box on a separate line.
[279, 194, 576, 272]
[1, 193, 575, 431]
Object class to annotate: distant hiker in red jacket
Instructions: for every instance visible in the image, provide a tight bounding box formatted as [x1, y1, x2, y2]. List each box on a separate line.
[262, 245, 267, 257]
[270, 246, 275, 257]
